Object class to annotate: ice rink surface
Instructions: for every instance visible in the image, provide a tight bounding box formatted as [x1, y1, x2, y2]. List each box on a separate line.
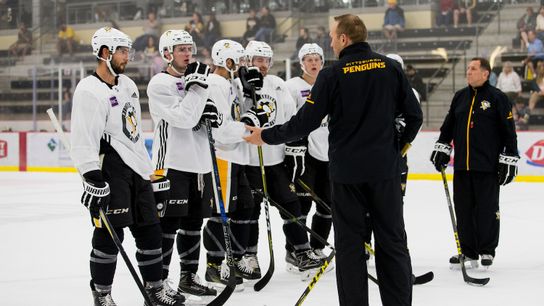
[1, 172, 543, 306]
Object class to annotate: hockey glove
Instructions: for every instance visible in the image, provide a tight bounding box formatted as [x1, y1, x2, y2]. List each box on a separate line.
[498, 153, 519, 186]
[241, 104, 270, 128]
[200, 98, 220, 128]
[152, 176, 170, 217]
[284, 140, 307, 182]
[184, 61, 210, 91]
[81, 170, 110, 227]
[430, 142, 452, 172]
[238, 66, 263, 97]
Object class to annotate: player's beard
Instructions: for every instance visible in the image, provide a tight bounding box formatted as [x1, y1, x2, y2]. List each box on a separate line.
[111, 59, 126, 74]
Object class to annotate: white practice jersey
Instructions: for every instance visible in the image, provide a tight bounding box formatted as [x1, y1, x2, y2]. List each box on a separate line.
[147, 72, 212, 174]
[285, 76, 329, 162]
[248, 74, 297, 166]
[208, 74, 250, 165]
[70, 74, 152, 179]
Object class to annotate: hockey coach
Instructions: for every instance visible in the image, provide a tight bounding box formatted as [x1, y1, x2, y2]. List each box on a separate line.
[244, 14, 423, 306]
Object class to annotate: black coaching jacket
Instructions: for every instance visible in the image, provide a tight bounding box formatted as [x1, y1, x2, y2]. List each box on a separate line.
[438, 81, 518, 172]
[262, 42, 423, 184]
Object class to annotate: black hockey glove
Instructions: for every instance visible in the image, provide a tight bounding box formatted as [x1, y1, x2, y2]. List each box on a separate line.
[498, 153, 519, 186]
[81, 170, 110, 227]
[284, 139, 308, 182]
[395, 115, 406, 135]
[238, 66, 263, 97]
[430, 142, 452, 172]
[200, 98, 220, 128]
[152, 176, 170, 217]
[240, 104, 270, 128]
[184, 61, 210, 91]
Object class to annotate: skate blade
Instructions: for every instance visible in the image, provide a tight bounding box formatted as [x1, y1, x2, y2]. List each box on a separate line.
[183, 294, 209, 305]
[208, 281, 245, 292]
[450, 262, 479, 270]
[286, 262, 301, 275]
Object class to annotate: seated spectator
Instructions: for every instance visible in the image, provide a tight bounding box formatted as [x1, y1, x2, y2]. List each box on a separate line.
[383, 0, 405, 41]
[315, 26, 332, 60]
[296, 28, 312, 49]
[523, 30, 544, 79]
[529, 63, 544, 111]
[143, 36, 163, 76]
[536, 7, 544, 42]
[517, 7, 536, 49]
[134, 11, 161, 51]
[57, 23, 75, 57]
[291, 27, 312, 60]
[204, 13, 221, 49]
[9, 23, 32, 59]
[453, 0, 473, 28]
[496, 61, 522, 105]
[255, 6, 276, 43]
[437, 0, 454, 27]
[513, 98, 530, 131]
[243, 8, 259, 45]
[185, 12, 204, 47]
[406, 64, 427, 102]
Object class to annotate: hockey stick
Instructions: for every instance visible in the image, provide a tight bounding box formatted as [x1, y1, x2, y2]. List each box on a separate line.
[46, 108, 153, 305]
[204, 120, 237, 306]
[253, 189, 370, 305]
[246, 82, 275, 292]
[297, 178, 434, 285]
[363, 243, 434, 285]
[440, 168, 490, 286]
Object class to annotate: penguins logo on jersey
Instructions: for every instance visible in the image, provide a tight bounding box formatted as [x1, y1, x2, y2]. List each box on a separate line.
[122, 102, 140, 143]
[257, 94, 277, 126]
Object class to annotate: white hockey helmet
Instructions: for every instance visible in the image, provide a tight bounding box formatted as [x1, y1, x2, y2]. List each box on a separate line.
[386, 53, 404, 70]
[91, 27, 133, 59]
[159, 29, 196, 63]
[298, 43, 324, 66]
[212, 39, 245, 71]
[245, 40, 274, 67]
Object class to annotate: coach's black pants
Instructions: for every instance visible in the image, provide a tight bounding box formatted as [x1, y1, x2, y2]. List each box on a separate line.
[331, 176, 412, 306]
[453, 171, 500, 258]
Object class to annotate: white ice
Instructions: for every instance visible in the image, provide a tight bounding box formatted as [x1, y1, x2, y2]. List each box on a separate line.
[1, 172, 543, 306]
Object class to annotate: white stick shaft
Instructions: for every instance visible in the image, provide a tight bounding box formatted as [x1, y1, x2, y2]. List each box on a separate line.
[46, 108, 71, 151]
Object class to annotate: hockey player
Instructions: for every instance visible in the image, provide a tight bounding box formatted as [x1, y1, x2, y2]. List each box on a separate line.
[242, 40, 323, 278]
[284, 43, 333, 263]
[70, 27, 183, 306]
[202, 39, 269, 288]
[147, 29, 217, 300]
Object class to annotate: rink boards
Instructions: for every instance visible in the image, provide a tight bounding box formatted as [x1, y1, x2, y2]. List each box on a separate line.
[0, 131, 543, 181]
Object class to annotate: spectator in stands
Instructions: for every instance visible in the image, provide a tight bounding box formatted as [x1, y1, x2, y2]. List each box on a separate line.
[437, 0, 454, 27]
[453, 0, 473, 28]
[9, 23, 32, 59]
[529, 63, 544, 111]
[517, 7, 536, 50]
[523, 30, 544, 79]
[204, 13, 221, 49]
[513, 98, 530, 131]
[134, 11, 161, 51]
[243, 8, 259, 45]
[57, 23, 75, 57]
[291, 27, 312, 60]
[315, 26, 332, 60]
[255, 6, 276, 42]
[383, 0, 405, 42]
[198, 46, 213, 67]
[535, 7, 544, 42]
[496, 61, 522, 106]
[406, 64, 427, 102]
[143, 35, 163, 76]
[185, 12, 205, 46]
